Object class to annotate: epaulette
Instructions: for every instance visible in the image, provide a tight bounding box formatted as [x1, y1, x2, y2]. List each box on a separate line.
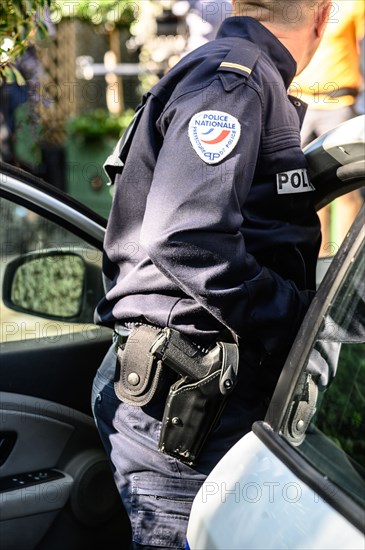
[217, 39, 260, 80]
[103, 101, 146, 185]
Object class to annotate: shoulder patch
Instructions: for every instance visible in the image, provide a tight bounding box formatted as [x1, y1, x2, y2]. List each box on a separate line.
[188, 110, 241, 165]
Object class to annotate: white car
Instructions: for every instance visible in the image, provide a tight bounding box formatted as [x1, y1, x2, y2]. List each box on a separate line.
[187, 116, 365, 550]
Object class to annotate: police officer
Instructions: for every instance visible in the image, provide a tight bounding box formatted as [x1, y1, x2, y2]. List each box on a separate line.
[92, 1, 332, 548]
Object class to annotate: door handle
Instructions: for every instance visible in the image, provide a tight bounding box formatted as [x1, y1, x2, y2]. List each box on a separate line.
[0, 431, 17, 466]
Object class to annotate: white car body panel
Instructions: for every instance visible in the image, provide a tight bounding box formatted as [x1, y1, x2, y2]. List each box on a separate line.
[187, 432, 364, 550]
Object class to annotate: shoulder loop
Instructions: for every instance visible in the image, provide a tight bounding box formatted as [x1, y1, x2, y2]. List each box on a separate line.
[218, 40, 260, 80]
[103, 94, 149, 185]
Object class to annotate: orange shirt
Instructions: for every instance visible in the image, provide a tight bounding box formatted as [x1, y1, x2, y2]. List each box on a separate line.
[292, 0, 365, 109]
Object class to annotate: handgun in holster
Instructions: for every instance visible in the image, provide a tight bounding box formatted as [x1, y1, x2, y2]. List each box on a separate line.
[150, 328, 239, 466]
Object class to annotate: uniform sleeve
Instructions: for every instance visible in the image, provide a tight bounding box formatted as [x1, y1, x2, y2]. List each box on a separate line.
[140, 79, 313, 355]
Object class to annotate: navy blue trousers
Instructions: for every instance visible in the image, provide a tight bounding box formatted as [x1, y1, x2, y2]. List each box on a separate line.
[92, 343, 266, 549]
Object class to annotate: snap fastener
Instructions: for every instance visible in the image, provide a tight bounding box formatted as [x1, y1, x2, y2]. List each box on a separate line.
[172, 417, 183, 426]
[127, 372, 140, 386]
[296, 419, 305, 432]
[294, 100, 301, 107]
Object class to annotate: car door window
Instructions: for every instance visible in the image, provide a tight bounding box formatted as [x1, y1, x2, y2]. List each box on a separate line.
[1, 197, 103, 342]
[281, 238, 365, 507]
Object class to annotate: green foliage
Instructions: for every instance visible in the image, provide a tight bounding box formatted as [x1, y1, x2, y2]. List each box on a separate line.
[67, 108, 134, 142]
[53, 0, 138, 28]
[0, 1, 138, 82]
[315, 343, 365, 468]
[0, 0, 50, 82]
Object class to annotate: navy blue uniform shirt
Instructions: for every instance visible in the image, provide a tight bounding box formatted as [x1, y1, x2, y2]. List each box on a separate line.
[96, 17, 321, 362]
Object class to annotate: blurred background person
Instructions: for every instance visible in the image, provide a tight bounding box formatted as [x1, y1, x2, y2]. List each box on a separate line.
[293, 0, 364, 256]
[0, 46, 42, 165]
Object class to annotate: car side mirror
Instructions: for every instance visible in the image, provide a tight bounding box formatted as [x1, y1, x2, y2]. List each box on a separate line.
[3, 249, 104, 323]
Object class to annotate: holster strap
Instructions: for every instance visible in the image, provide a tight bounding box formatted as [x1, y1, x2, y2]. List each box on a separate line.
[114, 325, 164, 406]
[218, 341, 239, 395]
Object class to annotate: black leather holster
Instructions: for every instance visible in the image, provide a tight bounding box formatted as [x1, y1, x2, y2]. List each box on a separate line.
[114, 325, 239, 465]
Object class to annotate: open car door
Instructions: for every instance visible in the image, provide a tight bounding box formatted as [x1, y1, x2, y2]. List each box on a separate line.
[0, 164, 131, 549]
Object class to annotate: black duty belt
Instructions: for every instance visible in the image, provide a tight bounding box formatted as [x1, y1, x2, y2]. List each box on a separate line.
[113, 322, 158, 349]
[113, 331, 129, 350]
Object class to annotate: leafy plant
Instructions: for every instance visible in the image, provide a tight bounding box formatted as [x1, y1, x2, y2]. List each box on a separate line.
[52, 0, 138, 28]
[67, 108, 134, 142]
[0, 0, 51, 83]
[0, 1, 139, 83]
[315, 343, 365, 468]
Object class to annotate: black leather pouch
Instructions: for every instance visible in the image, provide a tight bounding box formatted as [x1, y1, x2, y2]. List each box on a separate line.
[114, 325, 165, 406]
